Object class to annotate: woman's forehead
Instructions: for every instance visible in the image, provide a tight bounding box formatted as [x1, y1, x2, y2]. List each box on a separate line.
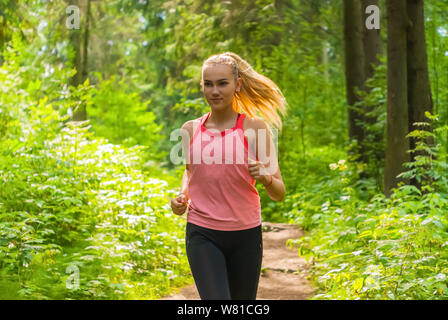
[202, 64, 233, 81]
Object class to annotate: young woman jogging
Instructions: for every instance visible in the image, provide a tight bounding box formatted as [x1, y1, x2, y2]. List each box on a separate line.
[170, 52, 287, 300]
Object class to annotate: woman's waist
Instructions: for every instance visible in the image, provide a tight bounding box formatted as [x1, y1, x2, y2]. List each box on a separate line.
[187, 202, 261, 231]
[188, 178, 259, 200]
[188, 163, 255, 186]
[187, 189, 260, 217]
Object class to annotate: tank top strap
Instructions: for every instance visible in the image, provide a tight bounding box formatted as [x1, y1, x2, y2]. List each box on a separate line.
[190, 113, 210, 146]
[200, 112, 211, 127]
[236, 113, 246, 130]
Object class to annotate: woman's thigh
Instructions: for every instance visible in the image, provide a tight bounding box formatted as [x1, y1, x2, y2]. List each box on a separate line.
[185, 223, 231, 300]
[224, 225, 263, 300]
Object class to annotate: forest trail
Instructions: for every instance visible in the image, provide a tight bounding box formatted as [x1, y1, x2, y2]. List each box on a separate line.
[162, 222, 316, 300]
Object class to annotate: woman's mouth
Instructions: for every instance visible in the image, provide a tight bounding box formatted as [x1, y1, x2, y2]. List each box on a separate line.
[211, 98, 222, 102]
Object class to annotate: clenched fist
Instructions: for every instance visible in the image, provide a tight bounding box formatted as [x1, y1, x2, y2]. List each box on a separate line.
[170, 193, 188, 215]
[248, 158, 271, 185]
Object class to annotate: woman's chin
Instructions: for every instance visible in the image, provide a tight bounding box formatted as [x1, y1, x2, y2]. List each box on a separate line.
[209, 102, 230, 110]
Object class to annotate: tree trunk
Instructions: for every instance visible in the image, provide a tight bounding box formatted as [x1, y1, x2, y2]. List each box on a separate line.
[81, 0, 90, 83]
[0, 15, 5, 65]
[69, 0, 90, 121]
[363, 0, 382, 80]
[322, 25, 329, 82]
[406, 0, 435, 191]
[343, 0, 366, 160]
[69, 0, 83, 88]
[384, 0, 410, 197]
[361, 0, 383, 178]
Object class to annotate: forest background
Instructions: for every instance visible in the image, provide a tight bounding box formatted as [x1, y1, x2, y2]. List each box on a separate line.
[1, 0, 448, 300]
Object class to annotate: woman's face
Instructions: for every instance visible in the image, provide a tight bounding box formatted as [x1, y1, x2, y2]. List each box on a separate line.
[202, 64, 241, 111]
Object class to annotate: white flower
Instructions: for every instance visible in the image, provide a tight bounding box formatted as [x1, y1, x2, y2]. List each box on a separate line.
[435, 273, 446, 280]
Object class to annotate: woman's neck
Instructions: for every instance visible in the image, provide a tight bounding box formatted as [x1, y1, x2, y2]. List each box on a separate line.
[208, 108, 238, 125]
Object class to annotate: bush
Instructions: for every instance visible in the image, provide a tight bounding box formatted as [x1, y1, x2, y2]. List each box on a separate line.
[287, 116, 448, 299]
[0, 37, 191, 299]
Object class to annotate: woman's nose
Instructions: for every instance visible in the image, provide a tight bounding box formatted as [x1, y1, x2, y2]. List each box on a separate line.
[211, 86, 220, 95]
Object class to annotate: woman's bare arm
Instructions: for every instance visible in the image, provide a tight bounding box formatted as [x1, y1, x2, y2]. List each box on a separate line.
[170, 121, 194, 215]
[179, 120, 194, 199]
[179, 165, 191, 199]
[246, 118, 285, 202]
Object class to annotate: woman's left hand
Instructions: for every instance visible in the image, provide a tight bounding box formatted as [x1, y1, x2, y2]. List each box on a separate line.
[248, 158, 270, 185]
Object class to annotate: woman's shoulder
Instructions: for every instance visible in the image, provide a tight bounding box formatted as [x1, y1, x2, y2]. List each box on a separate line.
[181, 116, 204, 137]
[243, 114, 269, 131]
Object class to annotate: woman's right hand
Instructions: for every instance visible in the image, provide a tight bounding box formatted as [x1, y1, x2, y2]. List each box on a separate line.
[170, 193, 188, 215]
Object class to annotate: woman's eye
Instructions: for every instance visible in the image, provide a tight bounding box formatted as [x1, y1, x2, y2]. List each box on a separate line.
[204, 82, 227, 86]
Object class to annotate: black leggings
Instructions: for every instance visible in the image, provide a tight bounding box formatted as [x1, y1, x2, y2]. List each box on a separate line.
[185, 222, 263, 300]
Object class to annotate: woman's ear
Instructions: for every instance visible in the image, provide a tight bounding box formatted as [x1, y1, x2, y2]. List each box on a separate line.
[236, 77, 242, 92]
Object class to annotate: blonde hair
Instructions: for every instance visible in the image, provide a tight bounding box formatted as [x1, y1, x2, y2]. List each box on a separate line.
[201, 52, 287, 130]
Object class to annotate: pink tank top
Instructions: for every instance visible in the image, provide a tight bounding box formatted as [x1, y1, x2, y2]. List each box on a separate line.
[187, 112, 261, 231]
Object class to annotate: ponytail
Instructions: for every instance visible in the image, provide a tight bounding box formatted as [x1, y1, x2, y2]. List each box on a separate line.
[201, 52, 287, 130]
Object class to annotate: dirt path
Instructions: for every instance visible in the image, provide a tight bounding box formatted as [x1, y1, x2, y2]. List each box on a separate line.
[162, 222, 315, 300]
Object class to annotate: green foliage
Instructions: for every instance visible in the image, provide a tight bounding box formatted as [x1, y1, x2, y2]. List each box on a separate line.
[290, 187, 448, 299]
[0, 35, 191, 300]
[2, 0, 448, 301]
[0, 108, 191, 299]
[88, 73, 165, 161]
[350, 54, 387, 189]
[287, 117, 448, 299]
[261, 143, 348, 224]
[399, 112, 448, 192]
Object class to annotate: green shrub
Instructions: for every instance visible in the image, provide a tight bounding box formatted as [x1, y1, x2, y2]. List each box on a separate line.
[0, 36, 191, 299]
[287, 116, 448, 299]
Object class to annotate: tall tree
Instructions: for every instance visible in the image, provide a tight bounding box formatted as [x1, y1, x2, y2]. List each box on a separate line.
[68, 0, 82, 88]
[384, 0, 410, 197]
[0, 1, 23, 65]
[406, 0, 435, 190]
[81, 0, 91, 83]
[384, 0, 435, 196]
[360, 0, 384, 180]
[361, 0, 383, 176]
[0, 13, 5, 65]
[67, 0, 91, 121]
[362, 0, 382, 80]
[342, 0, 366, 161]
